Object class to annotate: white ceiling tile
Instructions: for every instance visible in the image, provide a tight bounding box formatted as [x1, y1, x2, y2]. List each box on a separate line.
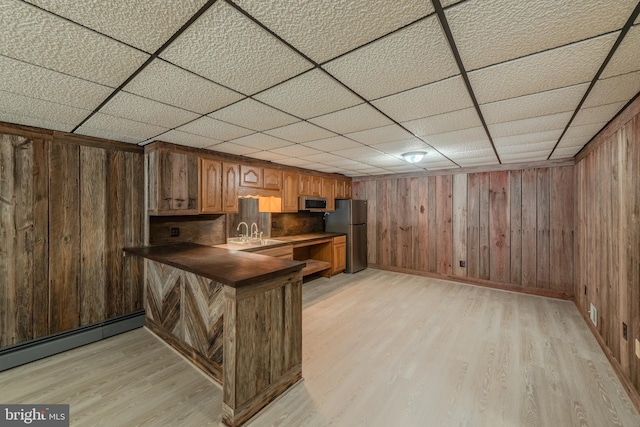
[160, 1, 312, 94]
[123, 59, 244, 114]
[555, 135, 591, 150]
[0, 90, 90, 132]
[1, 1, 149, 87]
[312, 165, 346, 173]
[341, 171, 368, 177]
[76, 113, 167, 144]
[550, 146, 583, 159]
[500, 151, 551, 163]
[370, 138, 431, 157]
[245, 151, 290, 161]
[469, 33, 617, 104]
[264, 121, 335, 143]
[209, 99, 298, 131]
[99, 92, 199, 128]
[230, 133, 293, 150]
[254, 69, 362, 119]
[481, 83, 589, 124]
[354, 166, 389, 174]
[273, 157, 313, 167]
[299, 152, 345, 163]
[602, 25, 640, 78]
[302, 136, 363, 151]
[24, 0, 207, 53]
[402, 107, 482, 137]
[0, 56, 112, 110]
[441, 0, 464, 6]
[308, 103, 392, 134]
[372, 76, 472, 122]
[488, 112, 572, 138]
[432, 140, 494, 155]
[322, 159, 372, 169]
[563, 122, 607, 140]
[206, 142, 260, 156]
[270, 144, 322, 157]
[423, 127, 487, 147]
[496, 140, 557, 154]
[572, 102, 626, 127]
[333, 145, 382, 159]
[231, 0, 432, 63]
[584, 71, 640, 107]
[346, 125, 414, 145]
[493, 129, 563, 148]
[384, 164, 425, 173]
[153, 130, 221, 149]
[449, 150, 498, 166]
[359, 155, 409, 167]
[323, 16, 458, 100]
[177, 116, 254, 141]
[446, 0, 637, 70]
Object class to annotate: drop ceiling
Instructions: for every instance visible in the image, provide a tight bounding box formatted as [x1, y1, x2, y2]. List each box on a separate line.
[1, 0, 639, 176]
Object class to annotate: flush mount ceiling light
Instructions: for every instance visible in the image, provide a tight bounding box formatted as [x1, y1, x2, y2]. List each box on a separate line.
[402, 151, 426, 163]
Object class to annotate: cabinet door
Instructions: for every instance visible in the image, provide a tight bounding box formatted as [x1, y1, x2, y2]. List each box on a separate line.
[344, 180, 352, 199]
[263, 168, 282, 190]
[335, 179, 345, 199]
[322, 178, 335, 212]
[200, 158, 222, 213]
[299, 173, 312, 196]
[150, 149, 198, 214]
[282, 171, 299, 212]
[222, 162, 239, 213]
[310, 175, 322, 196]
[332, 237, 347, 275]
[240, 165, 262, 188]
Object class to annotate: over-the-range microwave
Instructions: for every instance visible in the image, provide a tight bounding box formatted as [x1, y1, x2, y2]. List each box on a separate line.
[298, 196, 327, 212]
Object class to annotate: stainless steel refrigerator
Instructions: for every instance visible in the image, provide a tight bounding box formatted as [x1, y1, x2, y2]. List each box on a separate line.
[325, 199, 367, 273]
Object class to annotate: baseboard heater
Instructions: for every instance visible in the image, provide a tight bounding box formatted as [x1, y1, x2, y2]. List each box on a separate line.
[0, 310, 145, 372]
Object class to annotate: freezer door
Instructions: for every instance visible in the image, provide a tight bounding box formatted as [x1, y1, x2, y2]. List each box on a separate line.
[351, 200, 367, 225]
[348, 223, 367, 273]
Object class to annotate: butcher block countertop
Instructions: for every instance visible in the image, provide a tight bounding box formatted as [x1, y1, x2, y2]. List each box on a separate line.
[125, 242, 304, 288]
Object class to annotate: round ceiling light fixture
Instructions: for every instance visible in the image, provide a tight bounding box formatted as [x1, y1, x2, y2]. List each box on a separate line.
[402, 151, 426, 163]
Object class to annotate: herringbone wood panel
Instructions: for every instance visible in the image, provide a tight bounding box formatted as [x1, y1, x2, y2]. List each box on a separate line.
[146, 260, 181, 337]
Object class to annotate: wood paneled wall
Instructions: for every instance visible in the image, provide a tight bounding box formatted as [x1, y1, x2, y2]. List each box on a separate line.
[575, 98, 640, 397]
[352, 166, 574, 297]
[0, 127, 145, 348]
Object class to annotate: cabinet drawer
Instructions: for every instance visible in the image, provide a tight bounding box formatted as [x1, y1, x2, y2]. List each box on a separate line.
[333, 235, 346, 245]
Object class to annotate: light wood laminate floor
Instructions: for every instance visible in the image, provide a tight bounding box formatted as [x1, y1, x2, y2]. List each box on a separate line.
[1, 269, 639, 426]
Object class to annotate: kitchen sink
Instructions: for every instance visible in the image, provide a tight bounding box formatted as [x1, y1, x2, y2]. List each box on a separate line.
[226, 237, 284, 247]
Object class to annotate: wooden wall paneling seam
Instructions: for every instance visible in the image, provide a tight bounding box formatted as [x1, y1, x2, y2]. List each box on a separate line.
[388, 178, 398, 268]
[416, 177, 428, 271]
[107, 150, 126, 318]
[536, 168, 551, 289]
[488, 171, 510, 283]
[409, 177, 420, 271]
[466, 173, 480, 278]
[365, 180, 377, 265]
[397, 178, 411, 269]
[549, 166, 574, 297]
[452, 174, 467, 277]
[32, 138, 49, 339]
[478, 173, 490, 280]
[509, 170, 523, 285]
[436, 175, 453, 275]
[427, 176, 437, 273]
[521, 169, 537, 288]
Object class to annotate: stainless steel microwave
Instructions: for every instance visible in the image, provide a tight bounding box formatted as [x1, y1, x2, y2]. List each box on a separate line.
[298, 196, 327, 211]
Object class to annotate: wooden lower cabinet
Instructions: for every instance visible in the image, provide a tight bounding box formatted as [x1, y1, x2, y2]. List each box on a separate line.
[332, 236, 347, 275]
[144, 259, 302, 427]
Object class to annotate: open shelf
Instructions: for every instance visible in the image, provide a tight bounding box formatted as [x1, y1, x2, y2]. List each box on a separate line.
[301, 259, 332, 276]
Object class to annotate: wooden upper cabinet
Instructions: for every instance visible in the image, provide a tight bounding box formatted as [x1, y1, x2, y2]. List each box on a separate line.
[222, 162, 239, 213]
[300, 173, 322, 196]
[335, 178, 352, 199]
[200, 158, 222, 213]
[322, 178, 335, 212]
[282, 171, 299, 212]
[240, 165, 262, 188]
[148, 148, 199, 215]
[263, 168, 282, 190]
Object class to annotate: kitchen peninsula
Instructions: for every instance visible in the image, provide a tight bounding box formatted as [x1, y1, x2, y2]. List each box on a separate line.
[126, 243, 305, 427]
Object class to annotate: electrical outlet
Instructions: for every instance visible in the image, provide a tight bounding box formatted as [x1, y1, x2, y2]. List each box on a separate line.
[459, 260, 466, 268]
[589, 303, 598, 327]
[623, 323, 628, 341]
[170, 227, 180, 237]
[635, 339, 640, 359]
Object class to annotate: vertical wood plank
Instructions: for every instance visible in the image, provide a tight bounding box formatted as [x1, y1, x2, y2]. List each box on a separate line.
[159, 150, 172, 211]
[452, 174, 467, 277]
[410, 177, 420, 270]
[0, 135, 17, 346]
[365, 180, 377, 265]
[509, 170, 522, 285]
[436, 175, 453, 275]
[388, 178, 398, 268]
[550, 166, 574, 296]
[466, 173, 480, 278]
[49, 141, 80, 333]
[106, 150, 125, 318]
[80, 146, 107, 325]
[187, 153, 198, 211]
[479, 172, 490, 280]
[521, 169, 537, 287]
[417, 177, 429, 271]
[377, 180, 390, 266]
[536, 168, 551, 289]
[397, 178, 412, 269]
[125, 151, 145, 312]
[427, 176, 438, 273]
[32, 139, 49, 338]
[489, 171, 510, 283]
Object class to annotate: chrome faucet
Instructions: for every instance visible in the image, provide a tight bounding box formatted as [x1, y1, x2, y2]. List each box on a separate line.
[250, 223, 259, 239]
[237, 222, 249, 241]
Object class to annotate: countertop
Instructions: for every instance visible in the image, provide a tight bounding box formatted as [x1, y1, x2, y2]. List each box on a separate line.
[125, 242, 305, 288]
